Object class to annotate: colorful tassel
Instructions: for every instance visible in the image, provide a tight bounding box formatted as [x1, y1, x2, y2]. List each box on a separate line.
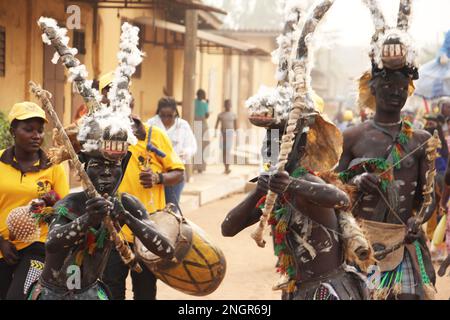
[414, 240, 436, 299]
[269, 166, 314, 288]
[56, 205, 69, 218]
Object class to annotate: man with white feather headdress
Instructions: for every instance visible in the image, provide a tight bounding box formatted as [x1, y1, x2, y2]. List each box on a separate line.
[26, 18, 177, 300]
[337, 0, 437, 300]
[222, 1, 371, 300]
[99, 76, 184, 301]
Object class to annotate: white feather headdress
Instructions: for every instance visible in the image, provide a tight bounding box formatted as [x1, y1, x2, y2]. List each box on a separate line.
[38, 17, 144, 160]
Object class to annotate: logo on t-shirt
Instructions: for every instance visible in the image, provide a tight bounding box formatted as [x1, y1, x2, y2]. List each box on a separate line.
[138, 154, 152, 171]
[36, 179, 52, 197]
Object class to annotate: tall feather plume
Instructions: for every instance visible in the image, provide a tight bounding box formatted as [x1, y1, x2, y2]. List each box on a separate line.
[397, 0, 412, 31]
[246, 3, 303, 124]
[272, 2, 304, 83]
[361, 0, 387, 60]
[38, 17, 140, 150]
[104, 22, 144, 146]
[38, 17, 102, 114]
[361, 0, 416, 70]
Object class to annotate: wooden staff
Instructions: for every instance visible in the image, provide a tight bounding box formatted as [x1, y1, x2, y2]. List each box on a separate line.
[362, 0, 387, 54]
[251, 0, 335, 247]
[29, 81, 142, 273]
[397, 0, 412, 31]
[38, 18, 100, 114]
[275, 6, 302, 87]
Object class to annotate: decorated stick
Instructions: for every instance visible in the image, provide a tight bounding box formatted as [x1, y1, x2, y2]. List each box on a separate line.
[108, 22, 143, 114]
[273, 4, 303, 86]
[245, 5, 303, 127]
[29, 81, 142, 273]
[397, 0, 412, 31]
[37, 17, 102, 114]
[362, 0, 387, 61]
[362, 0, 386, 36]
[251, 0, 335, 247]
[416, 130, 440, 223]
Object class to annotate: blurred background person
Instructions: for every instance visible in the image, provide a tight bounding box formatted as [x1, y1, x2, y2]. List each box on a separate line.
[423, 113, 449, 262]
[147, 97, 197, 205]
[337, 109, 355, 131]
[214, 99, 237, 175]
[193, 89, 210, 174]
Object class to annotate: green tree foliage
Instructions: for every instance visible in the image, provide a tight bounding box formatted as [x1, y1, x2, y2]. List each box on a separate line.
[0, 112, 13, 150]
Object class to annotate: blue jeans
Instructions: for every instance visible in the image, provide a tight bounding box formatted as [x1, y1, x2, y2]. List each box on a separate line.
[164, 181, 185, 206]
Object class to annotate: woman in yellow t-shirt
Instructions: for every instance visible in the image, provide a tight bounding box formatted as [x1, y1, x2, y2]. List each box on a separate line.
[0, 102, 69, 300]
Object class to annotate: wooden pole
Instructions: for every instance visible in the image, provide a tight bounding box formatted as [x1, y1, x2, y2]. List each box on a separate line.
[182, 9, 198, 181]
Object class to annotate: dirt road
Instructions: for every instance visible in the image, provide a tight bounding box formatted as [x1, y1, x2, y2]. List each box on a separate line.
[127, 193, 450, 300]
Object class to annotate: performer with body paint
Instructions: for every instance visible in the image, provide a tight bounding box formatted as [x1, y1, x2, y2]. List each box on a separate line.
[337, 0, 437, 300]
[222, 1, 371, 300]
[26, 18, 175, 300]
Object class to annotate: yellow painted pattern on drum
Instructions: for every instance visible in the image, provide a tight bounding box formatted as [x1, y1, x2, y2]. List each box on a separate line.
[152, 231, 226, 296]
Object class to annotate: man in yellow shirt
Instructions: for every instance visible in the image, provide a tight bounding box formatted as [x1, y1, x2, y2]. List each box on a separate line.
[99, 74, 184, 300]
[0, 102, 69, 299]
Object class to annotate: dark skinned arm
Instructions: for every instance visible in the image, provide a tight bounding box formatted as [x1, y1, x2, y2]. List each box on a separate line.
[0, 236, 19, 265]
[46, 197, 110, 254]
[270, 172, 350, 209]
[113, 194, 174, 259]
[215, 116, 220, 131]
[140, 169, 184, 188]
[336, 128, 356, 172]
[221, 175, 268, 237]
[336, 126, 380, 194]
[160, 169, 184, 187]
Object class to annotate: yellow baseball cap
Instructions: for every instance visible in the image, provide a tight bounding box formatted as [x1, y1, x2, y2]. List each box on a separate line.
[99, 71, 114, 93]
[343, 110, 354, 122]
[312, 91, 324, 113]
[8, 102, 47, 123]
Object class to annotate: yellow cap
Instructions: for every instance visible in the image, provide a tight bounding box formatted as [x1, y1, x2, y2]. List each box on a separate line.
[99, 71, 114, 93]
[8, 102, 47, 123]
[312, 91, 324, 113]
[343, 110, 353, 122]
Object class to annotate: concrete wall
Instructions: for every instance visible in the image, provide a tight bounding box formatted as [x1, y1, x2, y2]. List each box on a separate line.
[97, 8, 167, 121]
[0, 0, 29, 113]
[0, 1, 277, 133]
[0, 0, 94, 127]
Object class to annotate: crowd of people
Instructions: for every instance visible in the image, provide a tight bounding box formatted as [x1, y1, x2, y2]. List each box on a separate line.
[1, 1, 450, 301]
[0, 76, 240, 300]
